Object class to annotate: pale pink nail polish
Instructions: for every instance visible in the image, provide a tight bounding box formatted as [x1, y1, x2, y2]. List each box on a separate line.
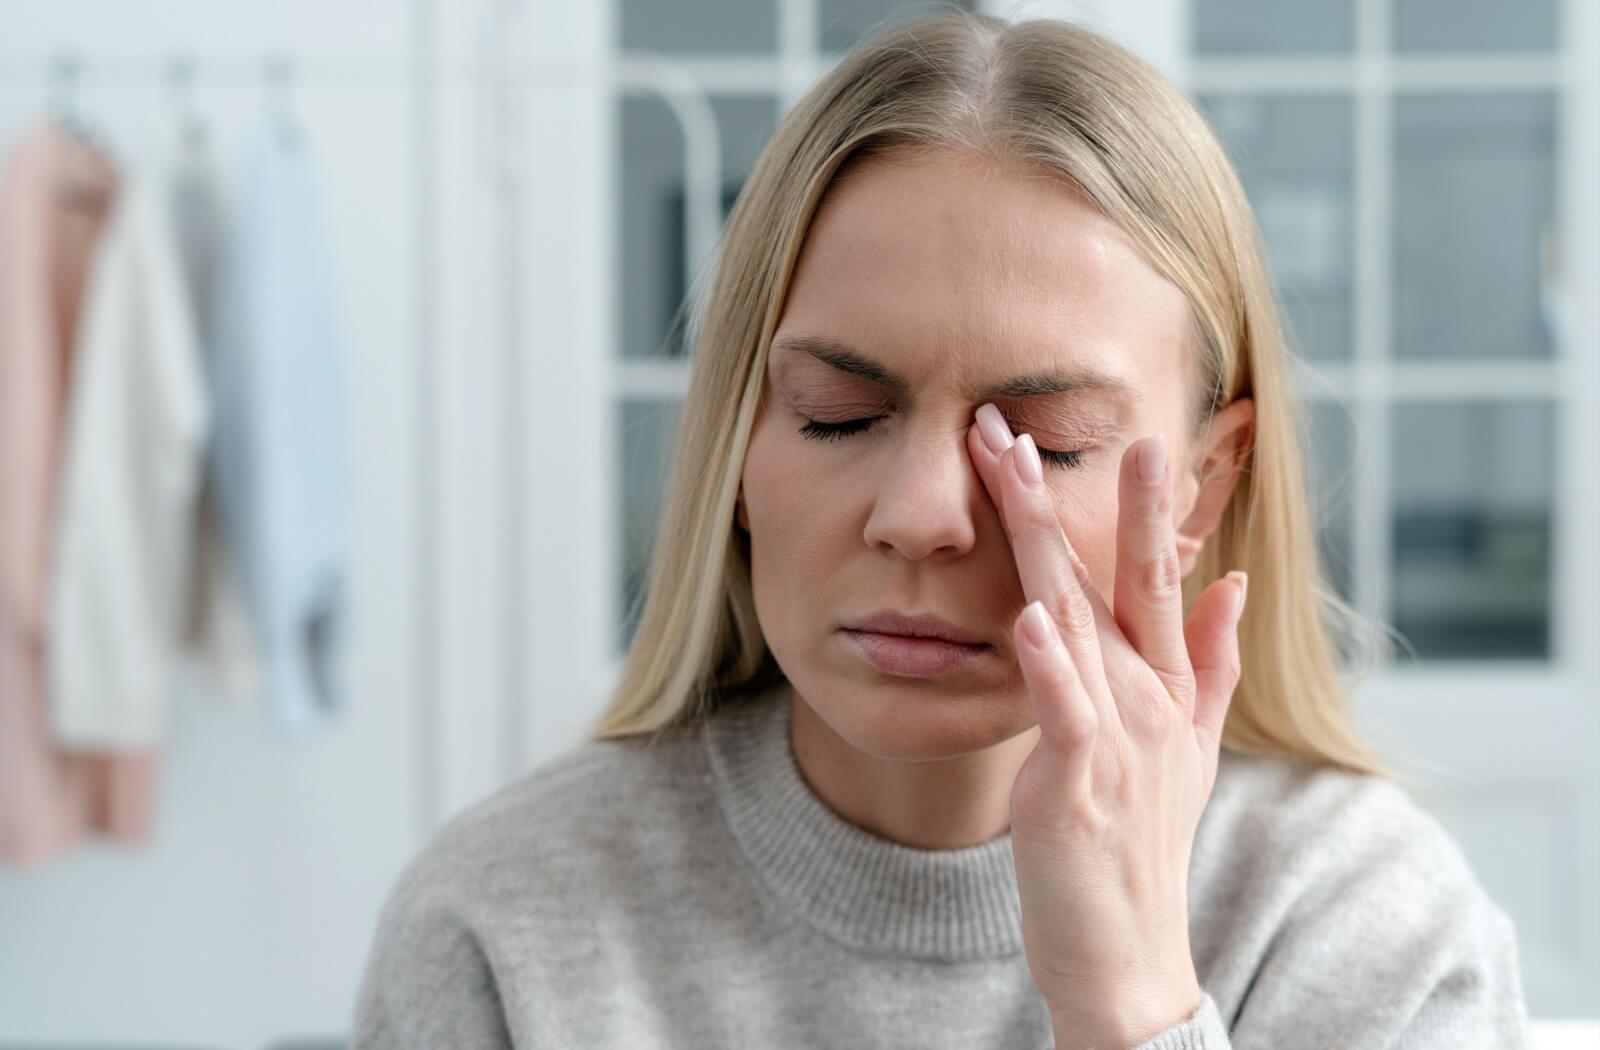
[1016, 434, 1043, 485]
[975, 403, 1014, 454]
[1138, 433, 1167, 484]
[1226, 570, 1248, 619]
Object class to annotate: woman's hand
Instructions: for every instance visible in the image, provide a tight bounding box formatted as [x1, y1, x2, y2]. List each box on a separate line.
[966, 403, 1248, 1048]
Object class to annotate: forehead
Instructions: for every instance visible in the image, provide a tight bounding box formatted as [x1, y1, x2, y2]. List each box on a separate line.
[771, 148, 1192, 404]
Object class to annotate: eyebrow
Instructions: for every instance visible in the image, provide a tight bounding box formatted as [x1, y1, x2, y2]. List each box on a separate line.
[771, 334, 1141, 403]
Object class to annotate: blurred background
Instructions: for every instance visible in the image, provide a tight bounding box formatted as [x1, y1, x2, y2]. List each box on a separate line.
[0, 1, 1595, 1046]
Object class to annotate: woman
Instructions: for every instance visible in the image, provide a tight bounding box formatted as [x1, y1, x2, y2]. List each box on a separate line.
[353, 12, 1528, 1048]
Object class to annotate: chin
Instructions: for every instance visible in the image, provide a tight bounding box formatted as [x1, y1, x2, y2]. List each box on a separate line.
[799, 662, 1033, 760]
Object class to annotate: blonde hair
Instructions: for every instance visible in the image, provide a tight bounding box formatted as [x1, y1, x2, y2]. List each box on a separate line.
[590, 10, 1395, 781]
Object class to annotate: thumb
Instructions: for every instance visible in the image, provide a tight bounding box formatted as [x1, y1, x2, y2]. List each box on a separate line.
[1184, 571, 1247, 748]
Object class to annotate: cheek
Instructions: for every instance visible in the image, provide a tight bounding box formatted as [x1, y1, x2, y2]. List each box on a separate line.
[741, 419, 799, 527]
[742, 414, 842, 529]
[740, 421, 851, 664]
[740, 421, 840, 581]
[739, 419, 864, 589]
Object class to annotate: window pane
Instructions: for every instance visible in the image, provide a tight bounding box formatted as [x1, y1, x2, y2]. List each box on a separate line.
[618, 93, 781, 359]
[618, 397, 684, 653]
[621, 0, 775, 53]
[1389, 400, 1553, 661]
[1393, 0, 1558, 53]
[1393, 92, 1557, 360]
[1199, 94, 1354, 361]
[1193, 0, 1353, 54]
[818, 0, 975, 54]
[1305, 399, 1358, 607]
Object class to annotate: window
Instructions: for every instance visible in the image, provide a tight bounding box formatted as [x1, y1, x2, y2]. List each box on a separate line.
[1193, 0, 1597, 1017]
[611, 0, 975, 652]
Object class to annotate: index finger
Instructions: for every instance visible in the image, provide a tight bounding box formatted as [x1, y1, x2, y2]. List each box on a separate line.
[966, 407, 1124, 636]
[967, 410, 1124, 720]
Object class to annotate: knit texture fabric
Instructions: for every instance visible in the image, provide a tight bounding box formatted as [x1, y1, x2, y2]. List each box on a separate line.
[352, 678, 1529, 1048]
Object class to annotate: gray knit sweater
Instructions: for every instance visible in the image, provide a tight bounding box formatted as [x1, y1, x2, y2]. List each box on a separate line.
[351, 679, 1529, 1048]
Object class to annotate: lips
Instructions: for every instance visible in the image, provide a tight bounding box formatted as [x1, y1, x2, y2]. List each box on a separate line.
[839, 629, 991, 677]
[837, 610, 994, 676]
[841, 609, 990, 647]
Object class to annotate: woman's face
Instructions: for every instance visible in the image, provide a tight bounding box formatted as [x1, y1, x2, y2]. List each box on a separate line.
[738, 146, 1238, 758]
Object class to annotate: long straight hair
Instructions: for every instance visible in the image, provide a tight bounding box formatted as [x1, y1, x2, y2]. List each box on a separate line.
[590, 10, 1393, 781]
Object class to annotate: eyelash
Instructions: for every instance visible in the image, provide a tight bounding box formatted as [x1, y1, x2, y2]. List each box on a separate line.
[798, 416, 1085, 469]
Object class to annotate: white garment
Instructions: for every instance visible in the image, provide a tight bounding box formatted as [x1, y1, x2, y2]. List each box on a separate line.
[47, 126, 258, 749]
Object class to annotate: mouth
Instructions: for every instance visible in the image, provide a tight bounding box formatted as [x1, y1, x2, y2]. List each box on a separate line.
[839, 610, 990, 646]
[839, 629, 991, 678]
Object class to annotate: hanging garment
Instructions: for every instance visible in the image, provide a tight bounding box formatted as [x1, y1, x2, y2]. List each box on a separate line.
[170, 130, 263, 708]
[208, 119, 349, 734]
[47, 119, 258, 759]
[0, 119, 158, 867]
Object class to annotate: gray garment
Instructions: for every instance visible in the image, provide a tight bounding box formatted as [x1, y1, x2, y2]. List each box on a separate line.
[351, 678, 1529, 1048]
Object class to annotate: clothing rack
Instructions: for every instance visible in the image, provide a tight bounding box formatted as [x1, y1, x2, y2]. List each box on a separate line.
[0, 42, 445, 841]
[0, 29, 728, 838]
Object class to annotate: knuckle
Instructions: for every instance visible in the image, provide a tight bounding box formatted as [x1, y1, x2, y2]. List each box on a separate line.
[1173, 673, 1199, 709]
[1050, 589, 1097, 637]
[1014, 495, 1058, 536]
[1136, 546, 1183, 604]
[1034, 660, 1076, 697]
[1062, 703, 1098, 752]
[1146, 482, 1173, 518]
[1067, 793, 1105, 834]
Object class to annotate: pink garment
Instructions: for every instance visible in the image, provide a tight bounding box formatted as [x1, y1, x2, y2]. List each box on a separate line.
[0, 119, 159, 867]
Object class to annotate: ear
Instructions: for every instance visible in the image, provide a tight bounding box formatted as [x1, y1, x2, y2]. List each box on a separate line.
[1175, 397, 1255, 577]
[735, 484, 750, 532]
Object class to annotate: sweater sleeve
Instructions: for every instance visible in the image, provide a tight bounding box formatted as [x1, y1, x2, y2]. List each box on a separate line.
[1159, 776, 1530, 1050]
[1124, 992, 1231, 1048]
[350, 855, 518, 1049]
[1072, 773, 1530, 1050]
[1227, 864, 1527, 1048]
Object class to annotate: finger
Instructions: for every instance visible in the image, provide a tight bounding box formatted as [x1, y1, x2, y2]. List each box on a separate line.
[970, 405, 1131, 712]
[1016, 600, 1097, 797]
[967, 405, 1015, 532]
[995, 429, 1122, 731]
[969, 413, 1081, 665]
[1054, 505, 1121, 656]
[1184, 571, 1248, 757]
[1114, 434, 1197, 712]
[971, 406, 1121, 639]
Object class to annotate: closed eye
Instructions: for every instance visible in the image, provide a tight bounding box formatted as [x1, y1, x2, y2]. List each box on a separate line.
[797, 416, 1085, 469]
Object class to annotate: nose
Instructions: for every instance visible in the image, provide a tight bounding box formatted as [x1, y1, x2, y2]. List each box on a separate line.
[861, 424, 982, 561]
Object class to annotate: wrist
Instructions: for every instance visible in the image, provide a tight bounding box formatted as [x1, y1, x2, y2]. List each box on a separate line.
[1048, 979, 1205, 1049]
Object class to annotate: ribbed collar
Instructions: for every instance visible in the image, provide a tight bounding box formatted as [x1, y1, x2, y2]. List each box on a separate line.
[702, 678, 1025, 961]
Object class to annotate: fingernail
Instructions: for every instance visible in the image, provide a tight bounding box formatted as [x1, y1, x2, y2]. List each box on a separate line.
[1020, 600, 1055, 650]
[1016, 433, 1043, 486]
[1226, 570, 1248, 619]
[1138, 433, 1167, 484]
[975, 403, 1014, 454]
